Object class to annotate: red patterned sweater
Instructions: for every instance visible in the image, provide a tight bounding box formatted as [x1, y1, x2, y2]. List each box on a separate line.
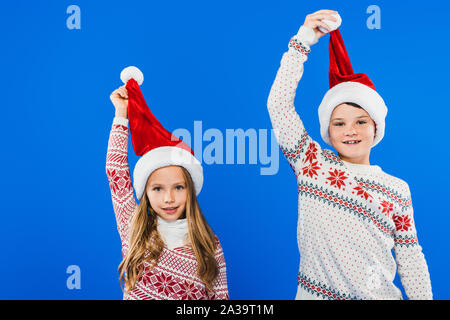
[267, 33, 432, 300]
[106, 117, 229, 300]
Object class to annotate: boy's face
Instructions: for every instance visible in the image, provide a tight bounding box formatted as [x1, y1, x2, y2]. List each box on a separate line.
[328, 103, 376, 164]
[146, 165, 188, 222]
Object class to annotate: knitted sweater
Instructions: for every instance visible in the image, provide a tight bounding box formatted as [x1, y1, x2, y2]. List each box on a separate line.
[106, 117, 229, 300]
[267, 32, 432, 300]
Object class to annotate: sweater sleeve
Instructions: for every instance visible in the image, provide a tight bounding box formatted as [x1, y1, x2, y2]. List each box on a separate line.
[267, 32, 323, 178]
[209, 237, 229, 300]
[393, 183, 433, 300]
[105, 117, 138, 257]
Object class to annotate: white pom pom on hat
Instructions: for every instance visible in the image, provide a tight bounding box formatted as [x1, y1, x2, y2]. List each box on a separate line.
[318, 13, 342, 34]
[120, 66, 144, 86]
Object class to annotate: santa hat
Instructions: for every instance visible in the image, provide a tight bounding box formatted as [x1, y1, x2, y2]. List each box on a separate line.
[317, 29, 388, 147]
[120, 66, 203, 200]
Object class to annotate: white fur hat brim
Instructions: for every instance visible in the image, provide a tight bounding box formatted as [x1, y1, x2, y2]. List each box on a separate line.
[133, 146, 203, 200]
[318, 81, 388, 147]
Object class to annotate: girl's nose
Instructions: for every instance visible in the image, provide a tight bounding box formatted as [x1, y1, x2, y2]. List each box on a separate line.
[164, 190, 175, 203]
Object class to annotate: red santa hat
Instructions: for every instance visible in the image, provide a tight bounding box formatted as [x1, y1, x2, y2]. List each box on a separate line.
[318, 29, 388, 147]
[120, 66, 203, 200]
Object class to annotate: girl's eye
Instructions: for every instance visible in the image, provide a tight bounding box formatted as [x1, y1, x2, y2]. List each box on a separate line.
[334, 122, 344, 126]
[175, 185, 185, 190]
[357, 120, 367, 125]
[153, 187, 161, 191]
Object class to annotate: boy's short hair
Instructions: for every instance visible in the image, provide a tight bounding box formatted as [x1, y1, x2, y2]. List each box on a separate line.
[343, 102, 363, 109]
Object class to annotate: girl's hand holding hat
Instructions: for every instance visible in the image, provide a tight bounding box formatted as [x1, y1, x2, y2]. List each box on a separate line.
[110, 85, 129, 118]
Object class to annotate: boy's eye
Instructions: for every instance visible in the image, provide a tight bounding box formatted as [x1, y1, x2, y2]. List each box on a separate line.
[334, 122, 344, 126]
[358, 120, 367, 124]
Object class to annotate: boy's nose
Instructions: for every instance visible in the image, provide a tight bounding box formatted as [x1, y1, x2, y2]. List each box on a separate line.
[345, 125, 357, 135]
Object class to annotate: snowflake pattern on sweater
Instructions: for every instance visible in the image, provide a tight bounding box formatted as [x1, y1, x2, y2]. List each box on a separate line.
[106, 118, 229, 300]
[267, 34, 432, 300]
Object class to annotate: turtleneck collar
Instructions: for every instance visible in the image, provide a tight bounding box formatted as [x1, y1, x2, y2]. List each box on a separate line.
[341, 159, 382, 175]
[156, 216, 189, 250]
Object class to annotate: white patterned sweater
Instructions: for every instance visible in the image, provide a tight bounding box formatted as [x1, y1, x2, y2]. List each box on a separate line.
[267, 31, 432, 300]
[106, 117, 229, 300]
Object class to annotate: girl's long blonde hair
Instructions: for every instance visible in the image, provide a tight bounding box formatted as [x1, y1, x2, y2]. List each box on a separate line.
[118, 166, 219, 293]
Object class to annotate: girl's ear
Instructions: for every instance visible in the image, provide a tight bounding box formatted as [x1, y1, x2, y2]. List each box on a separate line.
[373, 120, 377, 138]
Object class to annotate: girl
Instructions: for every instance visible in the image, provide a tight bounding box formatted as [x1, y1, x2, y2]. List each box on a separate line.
[267, 10, 432, 299]
[106, 67, 229, 300]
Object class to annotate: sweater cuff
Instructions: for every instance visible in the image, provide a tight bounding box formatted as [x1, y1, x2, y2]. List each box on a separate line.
[289, 36, 311, 57]
[296, 25, 318, 47]
[113, 116, 129, 127]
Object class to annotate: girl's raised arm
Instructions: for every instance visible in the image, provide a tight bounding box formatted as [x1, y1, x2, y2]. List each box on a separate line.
[106, 86, 138, 254]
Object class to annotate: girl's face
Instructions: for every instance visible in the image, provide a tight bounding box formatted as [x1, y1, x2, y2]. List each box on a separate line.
[146, 165, 188, 222]
[328, 103, 376, 165]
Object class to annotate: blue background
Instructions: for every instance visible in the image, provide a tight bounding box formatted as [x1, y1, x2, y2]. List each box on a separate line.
[1, 0, 448, 299]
